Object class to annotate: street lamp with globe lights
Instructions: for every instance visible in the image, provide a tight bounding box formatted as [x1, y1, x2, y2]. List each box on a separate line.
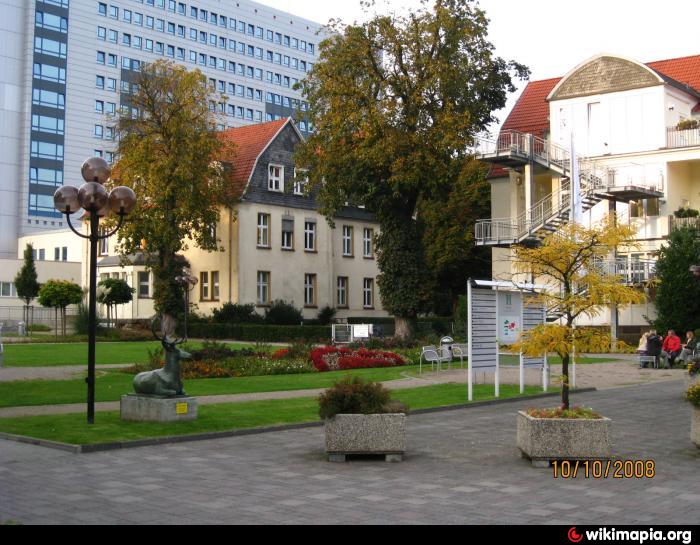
[53, 157, 137, 424]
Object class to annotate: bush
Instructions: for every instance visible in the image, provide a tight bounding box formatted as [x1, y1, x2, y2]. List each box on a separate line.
[27, 324, 51, 333]
[264, 300, 304, 325]
[188, 322, 331, 343]
[212, 303, 263, 324]
[318, 376, 408, 419]
[311, 346, 407, 372]
[686, 383, 700, 407]
[674, 208, 700, 219]
[317, 306, 337, 325]
[677, 119, 699, 131]
[189, 340, 257, 361]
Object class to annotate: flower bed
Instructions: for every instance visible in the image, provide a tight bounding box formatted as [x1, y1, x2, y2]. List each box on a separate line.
[311, 346, 407, 373]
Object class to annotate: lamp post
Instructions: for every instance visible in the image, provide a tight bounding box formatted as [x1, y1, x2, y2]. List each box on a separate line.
[53, 157, 137, 424]
[175, 274, 198, 342]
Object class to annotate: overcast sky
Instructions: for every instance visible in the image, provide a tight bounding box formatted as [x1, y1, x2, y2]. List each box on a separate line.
[258, 0, 699, 129]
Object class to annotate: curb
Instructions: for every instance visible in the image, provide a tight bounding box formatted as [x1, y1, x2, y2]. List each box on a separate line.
[0, 388, 597, 454]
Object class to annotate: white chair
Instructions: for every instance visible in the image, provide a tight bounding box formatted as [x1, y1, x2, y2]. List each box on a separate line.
[420, 346, 451, 373]
[452, 344, 468, 369]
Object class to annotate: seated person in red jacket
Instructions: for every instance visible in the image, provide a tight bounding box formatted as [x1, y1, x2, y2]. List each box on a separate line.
[661, 330, 682, 369]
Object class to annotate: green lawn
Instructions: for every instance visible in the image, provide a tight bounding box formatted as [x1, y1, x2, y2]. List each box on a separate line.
[0, 383, 542, 445]
[1, 341, 256, 367]
[0, 365, 424, 408]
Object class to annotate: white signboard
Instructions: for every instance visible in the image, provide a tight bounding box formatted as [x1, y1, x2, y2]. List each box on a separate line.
[352, 324, 371, 339]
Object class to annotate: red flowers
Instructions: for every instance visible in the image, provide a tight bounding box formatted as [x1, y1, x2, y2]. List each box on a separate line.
[310, 346, 407, 372]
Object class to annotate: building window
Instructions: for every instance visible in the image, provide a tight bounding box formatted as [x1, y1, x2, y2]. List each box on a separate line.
[363, 278, 375, 309]
[62, 247, 68, 262]
[211, 271, 220, 301]
[363, 228, 374, 258]
[30, 167, 63, 187]
[304, 274, 317, 307]
[32, 115, 64, 135]
[337, 277, 348, 308]
[630, 199, 660, 218]
[268, 164, 283, 192]
[281, 218, 294, 250]
[138, 271, 150, 298]
[293, 169, 308, 195]
[304, 221, 316, 252]
[257, 271, 270, 305]
[342, 226, 354, 257]
[257, 213, 270, 248]
[0, 282, 17, 298]
[98, 233, 108, 256]
[200, 272, 209, 301]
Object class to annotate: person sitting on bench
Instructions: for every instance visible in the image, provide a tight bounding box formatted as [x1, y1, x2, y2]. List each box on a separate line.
[660, 330, 682, 369]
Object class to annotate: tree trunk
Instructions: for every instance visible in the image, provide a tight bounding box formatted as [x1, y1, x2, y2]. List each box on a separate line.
[54, 307, 58, 339]
[394, 316, 415, 341]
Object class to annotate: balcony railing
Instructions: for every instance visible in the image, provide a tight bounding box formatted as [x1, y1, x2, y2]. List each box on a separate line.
[667, 127, 700, 149]
[670, 216, 700, 232]
[593, 258, 656, 285]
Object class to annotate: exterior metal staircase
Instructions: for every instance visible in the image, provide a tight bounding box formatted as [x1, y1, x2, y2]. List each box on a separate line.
[474, 130, 664, 247]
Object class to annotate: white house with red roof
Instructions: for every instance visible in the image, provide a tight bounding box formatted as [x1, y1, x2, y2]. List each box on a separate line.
[475, 53, 700, 339]
[94, 118, 386, 322]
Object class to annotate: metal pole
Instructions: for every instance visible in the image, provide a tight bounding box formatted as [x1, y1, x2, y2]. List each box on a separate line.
[87, 212, 99, 425]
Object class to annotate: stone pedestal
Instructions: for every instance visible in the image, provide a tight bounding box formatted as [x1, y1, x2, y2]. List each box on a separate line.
[120, 394, 198, 422]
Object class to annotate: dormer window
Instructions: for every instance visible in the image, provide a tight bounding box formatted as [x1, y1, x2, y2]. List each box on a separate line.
[293, 168, 308, 195]
[268, 164, 283, 192]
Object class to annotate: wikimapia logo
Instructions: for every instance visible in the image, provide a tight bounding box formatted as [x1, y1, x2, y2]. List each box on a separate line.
[567, 527, 693, 544]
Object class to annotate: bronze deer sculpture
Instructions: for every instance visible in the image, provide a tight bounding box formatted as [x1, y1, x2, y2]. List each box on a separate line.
[133, 321, 191, 397]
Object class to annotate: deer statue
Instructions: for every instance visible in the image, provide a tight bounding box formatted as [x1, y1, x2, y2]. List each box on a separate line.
[133, 319, 191, 397]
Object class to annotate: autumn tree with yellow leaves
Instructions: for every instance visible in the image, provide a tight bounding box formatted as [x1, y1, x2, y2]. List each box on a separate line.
[513, 217, 647, 410]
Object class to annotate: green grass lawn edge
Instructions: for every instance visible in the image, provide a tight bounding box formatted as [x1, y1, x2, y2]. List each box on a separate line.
[0, 383, 548, 446]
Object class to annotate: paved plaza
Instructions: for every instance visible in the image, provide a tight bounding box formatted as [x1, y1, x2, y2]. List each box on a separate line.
[0, 380, 698, 525]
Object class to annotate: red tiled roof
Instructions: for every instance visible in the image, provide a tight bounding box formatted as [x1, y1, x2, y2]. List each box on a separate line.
[647, 54, 700, 94]
[218, 118, 291, 198]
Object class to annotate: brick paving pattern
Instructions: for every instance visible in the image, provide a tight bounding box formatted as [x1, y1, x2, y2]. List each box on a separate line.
[0, 380, 697, 525]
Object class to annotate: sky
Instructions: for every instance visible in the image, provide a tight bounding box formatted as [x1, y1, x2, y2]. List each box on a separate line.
[257, 0, 700, 129]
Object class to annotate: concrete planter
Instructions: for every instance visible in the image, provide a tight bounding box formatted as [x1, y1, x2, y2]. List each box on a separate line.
[325, 413, 406, 463]
[517, 411, 612, 467]
[691, 406, 700, 449]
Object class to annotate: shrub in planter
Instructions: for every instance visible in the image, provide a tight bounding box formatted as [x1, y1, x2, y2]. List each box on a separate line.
[320, 377, 408, 462]
[686, 383, 700, 448]
[311, 346, 407, 372]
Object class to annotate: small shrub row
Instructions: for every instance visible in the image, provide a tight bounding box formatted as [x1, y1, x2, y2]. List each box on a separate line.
[686, 383, 700, 408]
[180, 357, 315, 379]
[311, 346, 407, 372]
[188, 323, 331, 343]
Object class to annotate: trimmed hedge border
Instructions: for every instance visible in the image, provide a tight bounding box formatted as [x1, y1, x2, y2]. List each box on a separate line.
[188, 323, 332, 342]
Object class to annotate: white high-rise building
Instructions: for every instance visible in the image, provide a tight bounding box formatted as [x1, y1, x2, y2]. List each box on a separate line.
[0, 0, 323, 259]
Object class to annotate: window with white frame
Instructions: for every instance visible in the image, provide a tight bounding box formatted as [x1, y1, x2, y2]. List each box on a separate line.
[138, 271, 150, 298]
[337, 276, 348, 308]
[0, 282, 17, 298]
[200, 271, 209, 301]
[342, 226, 354, 257]
[281, 218, 294, 250]
[304, 221, 316, 252]
[363, 278, 374, 308]
[293, 168, 308, 195]
[304, 274, 317, 307]
[257, 271, 270, 305]
[257, 213, 270, 247]
[268, 164, 283, 192]
[363, 228, 374, 258]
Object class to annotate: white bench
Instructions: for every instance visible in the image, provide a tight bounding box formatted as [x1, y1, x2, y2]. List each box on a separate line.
[639, 355, 657, 369]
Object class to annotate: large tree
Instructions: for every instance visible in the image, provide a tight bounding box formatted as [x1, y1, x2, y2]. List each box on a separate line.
[14, 244, 40, 326]
[418, 159, 492, 315]
[653, 227, 700, 334]
[294, 0, 528, 338]
[112, 60, 235, 336]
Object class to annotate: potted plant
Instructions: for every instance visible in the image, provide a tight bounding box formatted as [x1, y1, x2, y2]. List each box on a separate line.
[686, 382, 700, 448]
[319, 376, 408, 463]
[512, 218, 646, 467]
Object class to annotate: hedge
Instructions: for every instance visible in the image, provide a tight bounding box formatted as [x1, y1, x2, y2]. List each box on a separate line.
[188, 323, 332, 342]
